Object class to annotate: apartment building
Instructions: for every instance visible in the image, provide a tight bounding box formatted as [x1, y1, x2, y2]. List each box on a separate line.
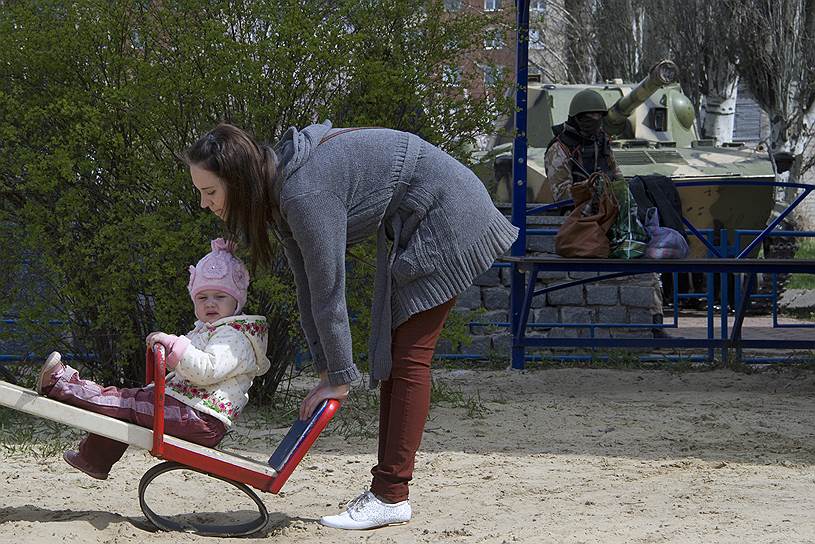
[443, 0, 570, 98]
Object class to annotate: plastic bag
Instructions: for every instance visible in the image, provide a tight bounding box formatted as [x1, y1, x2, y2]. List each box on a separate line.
[609, 178, 649, 259]
[643, 207, 689, 259]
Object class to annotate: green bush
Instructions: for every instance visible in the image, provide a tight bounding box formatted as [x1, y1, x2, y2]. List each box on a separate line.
[0, 1, 511, 397]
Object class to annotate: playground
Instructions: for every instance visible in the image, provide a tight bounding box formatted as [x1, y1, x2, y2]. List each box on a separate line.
[1, 365, 813, 543]
[2, 1, 815, 542]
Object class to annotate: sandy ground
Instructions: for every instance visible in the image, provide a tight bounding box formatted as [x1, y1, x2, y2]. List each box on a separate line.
[1, 366, 814, 544]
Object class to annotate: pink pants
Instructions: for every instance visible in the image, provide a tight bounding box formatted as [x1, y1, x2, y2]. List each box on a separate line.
[44, 366, 227, 475]
[370, 298, 455, 503]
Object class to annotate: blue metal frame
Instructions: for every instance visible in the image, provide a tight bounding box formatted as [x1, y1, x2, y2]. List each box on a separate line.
[731, 229, 815, 329]
[505, 254, 815, 366]
[0, 318, 99, 380]
[505, 6, 815, 368]
[509, 0, 531, 370]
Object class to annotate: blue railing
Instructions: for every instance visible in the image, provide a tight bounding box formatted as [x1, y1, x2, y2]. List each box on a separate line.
[499, 178, 815, 367]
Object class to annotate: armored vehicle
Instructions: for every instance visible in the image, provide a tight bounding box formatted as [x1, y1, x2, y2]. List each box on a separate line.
[474, 60, 777, 258]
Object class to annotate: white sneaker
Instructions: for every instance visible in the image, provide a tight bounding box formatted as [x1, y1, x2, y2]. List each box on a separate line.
[320, 490, 411, 530]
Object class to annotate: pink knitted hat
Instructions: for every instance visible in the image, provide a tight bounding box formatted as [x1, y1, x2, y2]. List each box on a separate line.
[188, 238, 250, 313]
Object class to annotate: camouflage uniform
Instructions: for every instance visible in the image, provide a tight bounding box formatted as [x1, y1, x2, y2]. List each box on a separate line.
[543, 142, 575, 202]
[545, 88, 623, 203]
[544, 122, 623, 202]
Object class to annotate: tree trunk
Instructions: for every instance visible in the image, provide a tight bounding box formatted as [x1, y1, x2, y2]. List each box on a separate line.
[702, 75, 739, 144]
[564, 0, 596, 83]
[768, 98, 814, 179]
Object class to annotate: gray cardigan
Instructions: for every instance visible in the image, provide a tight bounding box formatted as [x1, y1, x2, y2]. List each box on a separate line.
[273, 122, 518, 386]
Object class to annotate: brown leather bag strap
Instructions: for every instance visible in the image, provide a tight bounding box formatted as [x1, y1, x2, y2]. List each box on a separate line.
[318, 127, 376, 145]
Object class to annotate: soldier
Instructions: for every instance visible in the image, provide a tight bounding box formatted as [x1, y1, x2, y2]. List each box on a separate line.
[544, 89, 623, 206]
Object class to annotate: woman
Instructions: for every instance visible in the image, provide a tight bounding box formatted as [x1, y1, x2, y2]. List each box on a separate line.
[185, 121, 518, 530]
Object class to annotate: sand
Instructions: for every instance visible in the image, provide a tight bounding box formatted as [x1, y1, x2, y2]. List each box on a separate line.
[1, 366, 814, 543]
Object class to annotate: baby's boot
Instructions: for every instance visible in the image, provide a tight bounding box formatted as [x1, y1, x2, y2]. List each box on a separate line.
[36, 351, 65, 395]
[63, 450, 109, 480]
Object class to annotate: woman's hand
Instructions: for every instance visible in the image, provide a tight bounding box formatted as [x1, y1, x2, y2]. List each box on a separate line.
[299, 371, 350, 420]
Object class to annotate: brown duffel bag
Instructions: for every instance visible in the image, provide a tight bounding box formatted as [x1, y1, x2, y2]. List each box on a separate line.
[555, 174, 619, 258]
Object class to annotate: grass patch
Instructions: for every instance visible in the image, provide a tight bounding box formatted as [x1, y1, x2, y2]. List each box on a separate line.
[787, 238, 815, 289]
[237, 386, 381, 445]
[727, 352, 815, 372]
[434, 351, 714, 373]
[430, 379, 488, 419]
[240, 369, 490, 447]
[776, 307, 815, 320]
[0, 407, 81, 459]
[504, 351, 709, 371]
[432, 353, 508, 371]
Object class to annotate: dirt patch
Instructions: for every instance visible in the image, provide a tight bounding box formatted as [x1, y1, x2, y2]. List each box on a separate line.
[1, 366, 813, 543]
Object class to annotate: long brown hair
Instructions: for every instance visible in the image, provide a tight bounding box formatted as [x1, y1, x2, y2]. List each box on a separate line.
[185, 124, 279, 270]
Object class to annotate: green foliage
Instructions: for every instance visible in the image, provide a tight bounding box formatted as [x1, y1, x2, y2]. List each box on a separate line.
[788, 238, 815, 290]
[0, 407, 82, 459]
[0, 1, 511, 396]
[429, 379, 487, 419]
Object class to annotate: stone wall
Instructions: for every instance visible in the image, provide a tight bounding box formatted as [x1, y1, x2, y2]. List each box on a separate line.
[438, 215, 663, 357]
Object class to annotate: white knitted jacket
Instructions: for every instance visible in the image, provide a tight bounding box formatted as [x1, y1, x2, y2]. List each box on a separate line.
[164, 315, 271, 427]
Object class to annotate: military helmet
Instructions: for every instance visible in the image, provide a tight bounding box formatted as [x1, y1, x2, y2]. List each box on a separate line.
[569, 89, 608, 117]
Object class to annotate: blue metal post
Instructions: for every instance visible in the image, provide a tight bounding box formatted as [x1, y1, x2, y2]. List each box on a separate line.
[720, 229, 729, 364]
[510, 0, 530, 370]
[704, 229, 717, 362]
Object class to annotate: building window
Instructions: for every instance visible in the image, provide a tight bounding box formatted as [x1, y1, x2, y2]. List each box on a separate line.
[485, 29, 505, 50]
[442, 65, 462, 85]
[530, 0, 546, 12]
[529, 28, 544, 50]
[444, 0, 461, 11]
[481, 64, 503, 87]
[484, 0, 502, 11]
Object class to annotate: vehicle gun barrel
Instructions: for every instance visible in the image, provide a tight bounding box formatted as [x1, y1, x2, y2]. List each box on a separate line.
[605, 60, 678, 135]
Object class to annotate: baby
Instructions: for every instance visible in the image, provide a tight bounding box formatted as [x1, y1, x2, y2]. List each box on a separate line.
[37, 238, 270, 479]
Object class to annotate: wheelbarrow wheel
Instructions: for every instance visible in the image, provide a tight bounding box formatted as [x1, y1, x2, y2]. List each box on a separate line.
[138, 461, 269, 537]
